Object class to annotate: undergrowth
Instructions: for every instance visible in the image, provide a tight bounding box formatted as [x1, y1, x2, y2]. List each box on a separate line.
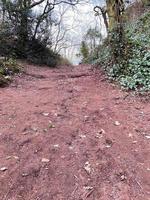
[94, 11, 150, 93]
[0, 58, 21, 87]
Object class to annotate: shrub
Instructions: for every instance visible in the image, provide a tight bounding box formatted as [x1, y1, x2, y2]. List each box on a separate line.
[26, 39, 60, 67]
[0, 23, 60, 67]
[57, 56, 71, 66]
[0, 58, 21, 87]
[94, 11, 150, 93]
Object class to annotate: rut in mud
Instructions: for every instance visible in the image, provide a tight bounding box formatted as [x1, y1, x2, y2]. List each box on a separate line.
[0, 64, 150, 200]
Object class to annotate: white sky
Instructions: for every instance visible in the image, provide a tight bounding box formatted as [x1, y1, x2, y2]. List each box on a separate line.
[56, 0, 107, 64]
[35, 0, 107, 64]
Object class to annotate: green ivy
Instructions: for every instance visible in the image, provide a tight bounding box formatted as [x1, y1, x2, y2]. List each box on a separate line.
[94, 10, 150, 93]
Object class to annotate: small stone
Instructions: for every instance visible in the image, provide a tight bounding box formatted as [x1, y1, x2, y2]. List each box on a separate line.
[105, 144, 112, 148]
[120, 174, 127, 181]
[6, 156, 12, 160]
[48, 121, 55, 128]
[22, 132, 28, 135]
[145, 135, 150, 139]
[98, 129, 105, 134]
[13, 156, 19, 160]
[53, 144, 59, 148]
[32, 127, 38, 132]
[84, 161, 92, 174]
[22, 173, 29, 177]
[84, 116, 89, 122]
[106, 139, 113, 145]
[114, 121, 120, 126]
[41, 158, 50, 163]
[96, 129, 105, 138]
[79, 134, 86, 139]
[128, 133, 133, 137]
[147, 168, 150, 171]
[83, 186, 93, 190]
[0, 167, 8, 172]
[54, 113, 58, 117]
[5, 75, 11, 80]
[69, 146, 74, 150]
[61, 155, 65, 159]
[132, 140, 137, 144]
[42, 112, 49, 116]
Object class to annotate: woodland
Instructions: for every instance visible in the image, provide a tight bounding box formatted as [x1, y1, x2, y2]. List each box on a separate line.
[0, 1, 150, 200]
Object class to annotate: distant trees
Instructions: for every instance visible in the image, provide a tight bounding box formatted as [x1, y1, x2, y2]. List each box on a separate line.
[80, 41, 89, 62]
[79, 27, 102, 63]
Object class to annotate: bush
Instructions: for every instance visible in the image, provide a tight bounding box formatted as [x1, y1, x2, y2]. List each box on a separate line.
[94, 11, 150, 93]
[26, 39, 60, 67]
[0, 23, 17, 57]
[0, 23, 60, 67]
[0, 58, 21, 87]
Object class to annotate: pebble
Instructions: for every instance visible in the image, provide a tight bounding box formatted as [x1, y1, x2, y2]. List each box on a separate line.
[0, 167, 8, 172]
[114, 121, 120, 126]
[128, 133, 133, 137]
[120, 174, 127, 181]
[53, 144, 59, 148]
[84, 161, 92, 174]
[132, 140, 137, 144]
[145, 135, 150, 139]
[22, 173, 29, 177]
[41, 158, 50, 163]
[42, 112, 49, 116]
[79, 134, 86, 139]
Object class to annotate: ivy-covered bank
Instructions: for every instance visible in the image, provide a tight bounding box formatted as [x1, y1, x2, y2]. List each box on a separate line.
[95, 11, 150, 93]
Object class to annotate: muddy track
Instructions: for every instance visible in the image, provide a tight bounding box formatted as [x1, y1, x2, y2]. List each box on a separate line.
[0, 64, 150, 200]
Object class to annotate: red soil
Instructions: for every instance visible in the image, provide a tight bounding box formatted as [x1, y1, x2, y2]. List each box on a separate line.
[0, 64, 150, 200]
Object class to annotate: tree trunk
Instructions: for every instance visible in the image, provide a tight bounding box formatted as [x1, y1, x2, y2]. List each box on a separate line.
[106, 0, 125, 31]
[17, 0, 29, 57]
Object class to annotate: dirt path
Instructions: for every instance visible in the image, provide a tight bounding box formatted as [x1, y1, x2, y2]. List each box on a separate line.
[0, 64, 150, 200]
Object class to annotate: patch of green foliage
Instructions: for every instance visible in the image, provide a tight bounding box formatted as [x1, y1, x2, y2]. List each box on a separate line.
[94, 11, 150, 93]
[26, 39, 60, 67]
[0, 58, 21, 87]
[79, 41, 89, 63]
